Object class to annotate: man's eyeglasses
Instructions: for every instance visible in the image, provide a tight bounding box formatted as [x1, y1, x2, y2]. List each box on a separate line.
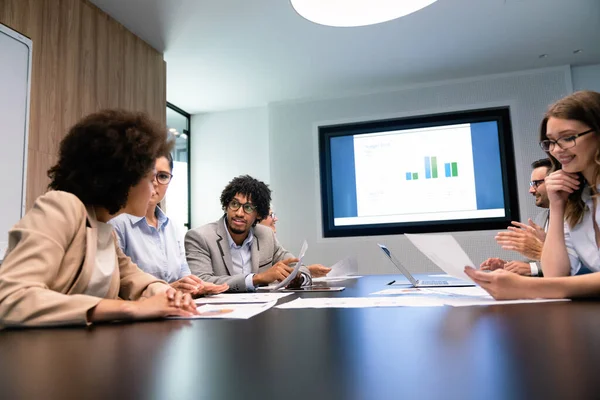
[154, 172, 173, 185]
[228, 199, 257, 214]
[529, 179, 545, 189]
[268, 212, 276, 220]
[539, 129, 595, 152]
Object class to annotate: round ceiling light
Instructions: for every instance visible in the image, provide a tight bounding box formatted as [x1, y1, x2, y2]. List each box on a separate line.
[291, 0, 438, 27]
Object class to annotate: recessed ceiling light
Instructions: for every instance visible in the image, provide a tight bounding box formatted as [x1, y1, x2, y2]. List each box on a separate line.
[573, 49, 583, 54]
[290, 0, 438, 27]
[538, 54, 548, 59]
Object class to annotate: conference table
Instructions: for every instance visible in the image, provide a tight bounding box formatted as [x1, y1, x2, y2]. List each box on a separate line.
[1, 274, 600, 400]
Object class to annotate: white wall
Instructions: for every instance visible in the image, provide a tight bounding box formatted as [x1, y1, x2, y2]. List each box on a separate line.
[269, 67, 571, 274]
[572, 64, 600, 92]
[190, 66, 575, 275]
[190, 106, 269, 227]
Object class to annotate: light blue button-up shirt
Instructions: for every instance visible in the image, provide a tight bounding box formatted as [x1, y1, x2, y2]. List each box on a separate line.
[223, 219, 256, 290]
[109, 207, 191, 283]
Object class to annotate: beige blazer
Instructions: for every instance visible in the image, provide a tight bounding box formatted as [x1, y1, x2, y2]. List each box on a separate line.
[0, 191, 167, 328]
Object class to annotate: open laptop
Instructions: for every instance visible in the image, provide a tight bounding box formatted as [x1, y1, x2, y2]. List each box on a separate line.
[377, 243, 475, 287]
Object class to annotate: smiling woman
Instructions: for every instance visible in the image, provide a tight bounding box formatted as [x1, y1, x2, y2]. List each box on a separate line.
[465, 91, 600, 300]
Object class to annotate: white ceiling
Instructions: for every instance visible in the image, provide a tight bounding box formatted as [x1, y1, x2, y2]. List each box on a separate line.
[90, 0, 600, 114]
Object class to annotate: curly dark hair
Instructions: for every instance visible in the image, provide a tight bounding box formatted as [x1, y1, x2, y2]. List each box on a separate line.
[220, 175, 271, 222]
[48, 109, 173, 214]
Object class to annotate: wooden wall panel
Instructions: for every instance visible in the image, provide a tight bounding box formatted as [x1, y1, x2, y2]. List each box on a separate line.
[0, 0, 167, 209]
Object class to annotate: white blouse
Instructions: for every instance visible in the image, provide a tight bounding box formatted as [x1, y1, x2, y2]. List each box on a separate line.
[565, 185, 600, 275]
[83, 207, 117, 298]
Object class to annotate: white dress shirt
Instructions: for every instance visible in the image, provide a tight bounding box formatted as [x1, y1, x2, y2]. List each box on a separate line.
[223, 219, 257, 290]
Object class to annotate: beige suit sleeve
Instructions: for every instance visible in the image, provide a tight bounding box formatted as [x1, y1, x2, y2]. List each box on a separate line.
[0, 192, 102, 327]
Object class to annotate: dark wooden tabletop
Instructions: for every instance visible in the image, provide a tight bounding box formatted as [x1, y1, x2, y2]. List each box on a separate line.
[1, 274, 599, 400]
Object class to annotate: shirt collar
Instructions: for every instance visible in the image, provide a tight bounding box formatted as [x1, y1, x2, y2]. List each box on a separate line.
[130, 207, 169, 229]
[223, 218, 254, 249]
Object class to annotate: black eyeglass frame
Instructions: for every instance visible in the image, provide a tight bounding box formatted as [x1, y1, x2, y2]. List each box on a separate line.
[228, 199, 257, 214]
[539, 129, 595, 152]
[529, 179, 545, 188]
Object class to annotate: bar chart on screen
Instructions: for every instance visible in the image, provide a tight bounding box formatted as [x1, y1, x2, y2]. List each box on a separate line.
[405, 157, 459, 181]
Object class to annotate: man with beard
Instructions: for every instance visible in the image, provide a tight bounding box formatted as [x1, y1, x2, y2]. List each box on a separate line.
[185, 175, 312, 292]
[480, 158, 551, 276]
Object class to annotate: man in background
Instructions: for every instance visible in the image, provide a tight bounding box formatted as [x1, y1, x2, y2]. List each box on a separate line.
[480, 158, 551, 276]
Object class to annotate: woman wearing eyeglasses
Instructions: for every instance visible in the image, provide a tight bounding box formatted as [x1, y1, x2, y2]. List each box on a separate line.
[259, 208, 279, 233]
[109, 153, 228, 297]
[466, 90, 600, 299]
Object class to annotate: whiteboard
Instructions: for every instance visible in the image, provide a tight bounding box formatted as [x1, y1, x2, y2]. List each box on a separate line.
[0, 23, 32, 261]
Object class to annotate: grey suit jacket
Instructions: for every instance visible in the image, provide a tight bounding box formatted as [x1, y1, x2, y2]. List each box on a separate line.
[185, 216, 310, 292]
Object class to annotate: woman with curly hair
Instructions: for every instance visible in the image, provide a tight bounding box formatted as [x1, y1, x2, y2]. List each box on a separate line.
[466, 91, 600, 300]
[0, 110, 199, 327]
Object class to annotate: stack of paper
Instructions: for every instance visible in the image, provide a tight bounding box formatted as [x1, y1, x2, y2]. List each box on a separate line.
[194, 292, 293, 304]
[276, 297, 446, 309]
[371, 286, 570, 307]
[168, 300, 278, 320]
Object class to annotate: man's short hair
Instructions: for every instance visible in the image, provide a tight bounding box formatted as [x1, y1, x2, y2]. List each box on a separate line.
[531, 158, 552, 170]
[220, 175, 271, 222]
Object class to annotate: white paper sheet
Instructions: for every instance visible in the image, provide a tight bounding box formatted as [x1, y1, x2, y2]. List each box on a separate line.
[371, 288, 432, 295]
[326, 257, 359, 278]
[312, 276, 363, 283]
[405, 233, 475, 281]
[443, 297, 571, 307]
[271, 240, 308, 290]
[276, 297, 445, 309]
[167, 300, 277, 319]
[194, 292, 293, 304]
[420, 286, 490, 297]
[371, 286, 571, 307]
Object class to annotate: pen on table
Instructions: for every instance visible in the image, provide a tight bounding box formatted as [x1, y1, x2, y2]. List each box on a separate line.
[387, 280, 395, 285]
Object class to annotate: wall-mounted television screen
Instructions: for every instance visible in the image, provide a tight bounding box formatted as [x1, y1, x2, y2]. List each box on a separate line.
[319, 107, 519, 238]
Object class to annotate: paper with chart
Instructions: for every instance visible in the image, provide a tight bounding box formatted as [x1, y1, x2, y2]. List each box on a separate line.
[370, 286, 570, 306]
[313, 257, 361, 282]
[404, 233, 475, 281]
[167, 300, 277, 319]
[270, 240, 308, 290]
[195, 292, 293, 304]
